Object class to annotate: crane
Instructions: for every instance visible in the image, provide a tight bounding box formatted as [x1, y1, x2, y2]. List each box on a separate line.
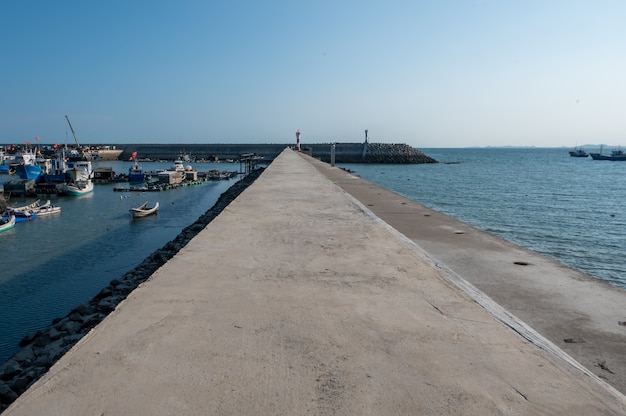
[65, 115, 80, 148]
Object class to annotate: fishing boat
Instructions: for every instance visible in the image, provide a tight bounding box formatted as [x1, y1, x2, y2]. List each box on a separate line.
[64, 159, 93, 195]
[568, 148, 588, 157]
[41, 147, 69, 183]
[0, 215, 16, 233]
[589, 148, 626, 161]
[0, 149, 13, 173]
[64, 179, 94, 196]
[12, 150, 42, 180]
[130, 201, 159, 218]
[66, 158, 92, 182]
[128, 154, 146, 183]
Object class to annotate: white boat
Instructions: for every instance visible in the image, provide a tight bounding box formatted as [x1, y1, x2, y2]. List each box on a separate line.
[64, 180, 94, 196]
[8, 199, 41, 212]
[65, 159, 93, 195]
[0, 215, 16, 233]
[33, 200, 61, 216]
[130, 201, 159, 218]
[66, 160, 92, 182]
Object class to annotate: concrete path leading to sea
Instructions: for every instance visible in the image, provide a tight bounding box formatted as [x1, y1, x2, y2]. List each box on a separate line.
[5, 150, 626, 415]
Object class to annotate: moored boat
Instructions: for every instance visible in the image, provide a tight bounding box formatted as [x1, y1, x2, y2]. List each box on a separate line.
[128, 153, 146, 183]
[41, 147, 69, 183]
[12, 150, 42, 180]
[0, 149, 13, 173]
[2, 210, 36, 222]
[65, 159, 94, 195]
[32, 200, 62, 216]
[130, 201, 159, 218]
[64, 180, 94, 196]
[34, 205, 61, 216]
[0, 215, 16, 233]
[66, 160, 93, 182]
[8, 199, 41, 212]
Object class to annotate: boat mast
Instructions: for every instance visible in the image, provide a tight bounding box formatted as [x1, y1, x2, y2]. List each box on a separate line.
[64, 115, 80, 148]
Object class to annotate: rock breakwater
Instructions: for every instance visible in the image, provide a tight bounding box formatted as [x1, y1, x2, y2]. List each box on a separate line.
[0, 168, 265, 413]
[362, 143, 437, 164]
[116, 142, 437, 164]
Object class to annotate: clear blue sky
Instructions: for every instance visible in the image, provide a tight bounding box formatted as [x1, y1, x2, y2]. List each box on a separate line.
[2, 1, 626, 148]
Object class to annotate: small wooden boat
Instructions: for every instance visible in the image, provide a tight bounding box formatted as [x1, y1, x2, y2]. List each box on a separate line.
[34, 204, 61, 216]
[3, 209, 36, 222]
[0, 215, 16, 233]
[130, 201, 159, 218]
[8, 199, 41, 212]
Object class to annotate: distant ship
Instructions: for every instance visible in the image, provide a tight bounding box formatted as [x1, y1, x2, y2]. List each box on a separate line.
[589, 148, 626, 161]
[568, 148, 588, 157]
[92, 147, 123, 161]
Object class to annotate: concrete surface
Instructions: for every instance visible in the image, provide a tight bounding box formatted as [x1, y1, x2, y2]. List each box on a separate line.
[5, 149, 626, 415]
[306, 154, 626, 395]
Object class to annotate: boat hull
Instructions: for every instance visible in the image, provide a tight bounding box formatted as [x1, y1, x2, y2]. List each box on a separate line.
[35, 206, 61, 216]
[130, 202, 159, 218]
[14, 164, 43, 180]
[2, 212, 36, 222]
[589, 153, 626, 161]
[64, 180, 94, 196]
[0, 216, 16, 232]
[128, 173, 146, 182]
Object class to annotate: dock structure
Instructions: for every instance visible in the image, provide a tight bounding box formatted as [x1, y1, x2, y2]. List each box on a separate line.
[4, 149, 625, 415]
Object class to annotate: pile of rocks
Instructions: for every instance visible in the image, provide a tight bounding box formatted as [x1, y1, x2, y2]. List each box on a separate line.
[0, 168, 265, 413]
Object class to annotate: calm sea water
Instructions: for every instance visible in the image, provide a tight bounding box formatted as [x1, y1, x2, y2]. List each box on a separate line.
[340, 147, 626, 291]
[0, 160, 243, 363]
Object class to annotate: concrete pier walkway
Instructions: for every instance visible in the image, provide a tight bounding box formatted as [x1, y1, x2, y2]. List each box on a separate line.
[5, 150, 626, 415]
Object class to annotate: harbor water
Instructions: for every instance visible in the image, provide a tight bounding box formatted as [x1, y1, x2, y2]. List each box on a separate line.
[0, 160, 243, 363]
[340, 147, 626, 291]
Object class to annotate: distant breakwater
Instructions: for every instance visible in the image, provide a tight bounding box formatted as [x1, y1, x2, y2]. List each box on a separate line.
[113, 142, 437, 164]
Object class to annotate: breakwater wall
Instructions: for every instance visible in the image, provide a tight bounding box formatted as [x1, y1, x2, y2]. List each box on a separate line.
[115, 142, 437, 164]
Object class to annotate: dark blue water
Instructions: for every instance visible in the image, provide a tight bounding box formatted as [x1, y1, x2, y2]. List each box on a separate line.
[340, 147, 626, 290]
[0, 160, 242, 363]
